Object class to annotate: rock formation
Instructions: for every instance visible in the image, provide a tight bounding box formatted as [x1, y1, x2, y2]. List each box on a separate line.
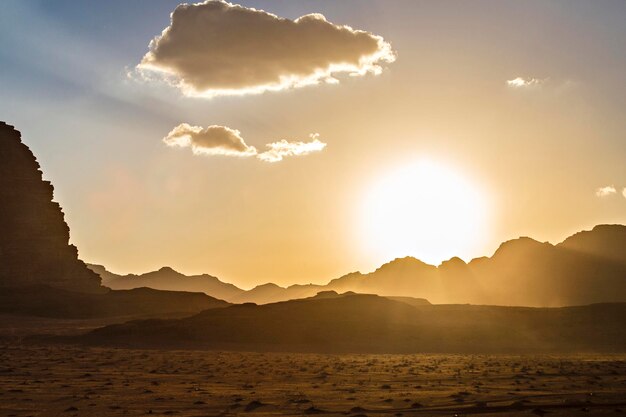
[0, 122, 102, 293]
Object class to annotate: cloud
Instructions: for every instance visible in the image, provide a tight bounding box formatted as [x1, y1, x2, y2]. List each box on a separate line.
[137, 0, 396, 97]
[163, 123, 257, 157]
[257, 134, 327, 163]
[596, 185, 617, 197]
[623, 188, 626, 199]
[506, 77, 543, 88]
[163, 124, 326, 162]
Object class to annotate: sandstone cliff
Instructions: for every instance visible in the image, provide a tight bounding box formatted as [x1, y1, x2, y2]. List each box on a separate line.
[0, 122, 102, 293]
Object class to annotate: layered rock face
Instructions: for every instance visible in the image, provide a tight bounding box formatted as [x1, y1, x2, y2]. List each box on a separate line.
[0, 122, 102, 293]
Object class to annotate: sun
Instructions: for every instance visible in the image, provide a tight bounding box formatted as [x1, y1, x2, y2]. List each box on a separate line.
[360, 159, 490, 265]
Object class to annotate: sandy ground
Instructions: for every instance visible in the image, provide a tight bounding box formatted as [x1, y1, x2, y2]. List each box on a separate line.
[1, 343, 625, 417]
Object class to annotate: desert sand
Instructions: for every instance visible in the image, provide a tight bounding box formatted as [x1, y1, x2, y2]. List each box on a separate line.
[1, 342, 625, 417]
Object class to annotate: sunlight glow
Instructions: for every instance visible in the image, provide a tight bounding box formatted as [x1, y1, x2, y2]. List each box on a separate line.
[360, 159, 490, 265]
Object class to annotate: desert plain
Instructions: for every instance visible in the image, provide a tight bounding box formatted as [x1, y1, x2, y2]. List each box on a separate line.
[1, 316, 625, 417]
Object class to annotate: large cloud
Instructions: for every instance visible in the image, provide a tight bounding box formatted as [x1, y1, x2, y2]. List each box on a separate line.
[138, 0, 396, 97]
[163, 123, 326, 162]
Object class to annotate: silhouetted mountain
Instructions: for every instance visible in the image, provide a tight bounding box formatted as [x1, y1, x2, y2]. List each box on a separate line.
[326, 256, 440, 299]
[87, 258, 439, 305]
[0, 285, 228, 319]
[308, 226, 625, 306]
[0, 122, 102, 293]
[457, 232, 626, 306]
[344, 223, 616, 307]
[88, 263, 333, 303]
[87, 264, 244, 301]
[231, 282, 326, 304]
[558, 224, 626, 263]
[75, 294, 626, 353]
[88, 224, 626, 306]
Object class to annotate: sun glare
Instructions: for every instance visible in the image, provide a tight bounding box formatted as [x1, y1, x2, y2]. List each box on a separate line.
[360, 159, 490, 265]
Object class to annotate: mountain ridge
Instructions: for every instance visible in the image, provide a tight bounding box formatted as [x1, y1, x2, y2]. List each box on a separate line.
[89, 223, 626, 307]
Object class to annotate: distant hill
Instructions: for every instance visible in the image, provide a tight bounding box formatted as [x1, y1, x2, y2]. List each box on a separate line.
[89, 224, 626, 307]
[0, 285, 229, 319]
[88, 265, 244, 302]
[302, 290, 430, 307]
[386, 295, 432, 307]
[231, 282, 326, 304]
[75, 293, 626, 353]
[87, 264, 330, 304]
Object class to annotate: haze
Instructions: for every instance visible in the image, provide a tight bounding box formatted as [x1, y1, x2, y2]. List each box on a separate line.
[1, 0, 625, 288]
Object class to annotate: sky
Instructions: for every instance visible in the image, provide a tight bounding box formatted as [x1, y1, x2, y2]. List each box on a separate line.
[1, 0, 625, 289]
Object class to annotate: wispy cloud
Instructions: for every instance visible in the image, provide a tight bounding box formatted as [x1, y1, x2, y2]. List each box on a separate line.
[163, 123, 257, 157]
[163, 124, 326, 162]
[137, 0, 396, 98]
[257, 135, 327, 162]
[506, 77, 543, 88]
[596, 185, 617, 197]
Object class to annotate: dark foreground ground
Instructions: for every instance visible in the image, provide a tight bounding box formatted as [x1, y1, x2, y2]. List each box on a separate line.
[1, 344, 625, 417]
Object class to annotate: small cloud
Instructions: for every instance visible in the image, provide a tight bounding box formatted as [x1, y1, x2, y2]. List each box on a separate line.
[596, 185, 617, 197]
[163, 123, 257, 157]
[257, 134, 327, 163]
[163, 124, 326, 162]
[137, 0, 396, 97]
[623, 188, 626, 199]
[506, 77, 543, 88]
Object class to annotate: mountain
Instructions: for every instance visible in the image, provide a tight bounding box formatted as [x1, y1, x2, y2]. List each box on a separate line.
[74, 293, 626, 353]
[88, 265, 244, 301]
[558, 224, 626, 263]
[467, 232, 626, 306]
[327, 230, 626, 306]
[326, 257, 439, 297]
[88, 224, 626, 307]
[230, 282, 326, 304]
[0, 122, 102, 293]
[88, 264, 330, 304]
[88, 263, 434, 305]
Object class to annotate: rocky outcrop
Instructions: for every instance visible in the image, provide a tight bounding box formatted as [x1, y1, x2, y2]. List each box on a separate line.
[0, 122, 102, 293]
